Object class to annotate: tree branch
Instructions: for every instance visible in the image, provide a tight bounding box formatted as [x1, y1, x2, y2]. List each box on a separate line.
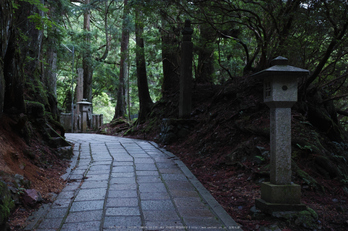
[303, 6, 348, 91]
[322, 93, 348, 103]
[303, 27, 348, 90]
[319, 73, 348, 89]
[337, 110, 348, 117]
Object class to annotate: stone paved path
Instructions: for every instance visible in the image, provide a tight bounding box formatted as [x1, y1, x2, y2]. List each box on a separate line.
[26, 134, 241, 231]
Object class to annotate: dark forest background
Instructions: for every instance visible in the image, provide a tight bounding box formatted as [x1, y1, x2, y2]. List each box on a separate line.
[1, 0, 348, 230]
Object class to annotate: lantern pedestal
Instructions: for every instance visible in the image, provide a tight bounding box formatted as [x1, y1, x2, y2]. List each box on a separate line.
[255, 182, 306, 214]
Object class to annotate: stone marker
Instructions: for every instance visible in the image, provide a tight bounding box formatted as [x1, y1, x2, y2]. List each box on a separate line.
[77, 100, 92, 133]
[253, 56, 309, 213]
[179, 19, 193, 118]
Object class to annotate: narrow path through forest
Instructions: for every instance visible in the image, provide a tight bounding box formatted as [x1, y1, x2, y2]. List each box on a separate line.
[25, 133, 241, 231]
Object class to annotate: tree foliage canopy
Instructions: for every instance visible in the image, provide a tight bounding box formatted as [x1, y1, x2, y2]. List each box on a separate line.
[1, 0, 348, 125]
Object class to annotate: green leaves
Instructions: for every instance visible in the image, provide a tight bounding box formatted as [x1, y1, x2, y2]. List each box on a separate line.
[296, 144, 313, 152]
[19, 0, 48, 12]
[11, 0, 58, 30]
[28, 13, 54, 30]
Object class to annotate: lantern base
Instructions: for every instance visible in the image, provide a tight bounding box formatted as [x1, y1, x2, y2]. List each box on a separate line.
[255, 182, 306, 214]
[255, 199, 307, 214]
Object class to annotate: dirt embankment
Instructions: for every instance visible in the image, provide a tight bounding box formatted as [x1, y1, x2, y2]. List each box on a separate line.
[0, 115, 69, 230]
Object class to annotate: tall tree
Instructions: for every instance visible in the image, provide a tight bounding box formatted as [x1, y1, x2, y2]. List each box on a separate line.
[114, 0, 129, 119]
[0, 0, 12, 115]
[0, 0, 67, 137]
[3, 1, 41, 114]
[83, 0, 93, 102]
[43, 0, 65, 120]
[135, 10, 153, 123]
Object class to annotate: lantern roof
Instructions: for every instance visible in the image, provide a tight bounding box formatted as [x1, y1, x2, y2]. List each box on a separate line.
[252, 56, 309, 78]
[77, 99, 92, 105]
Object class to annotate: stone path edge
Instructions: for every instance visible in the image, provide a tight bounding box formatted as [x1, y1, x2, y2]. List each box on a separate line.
[24, 143, 81, 230]
[60, 142, 80, 181]
[149, 141, 242, 230]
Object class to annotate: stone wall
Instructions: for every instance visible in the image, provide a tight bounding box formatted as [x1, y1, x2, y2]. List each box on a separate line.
[60, 113, 103, 132]
[91, 114, 103, 130]
[60, 113, 72, 131]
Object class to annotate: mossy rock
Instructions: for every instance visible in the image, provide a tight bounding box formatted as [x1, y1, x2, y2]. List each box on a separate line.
[99, 127, 108, 134]
[306, 207, 318, 220]
[25, 70, 50, 107]
[110, 118, 128, 127]
[0, 181, 15, 227]
[272, 207, 319, 230]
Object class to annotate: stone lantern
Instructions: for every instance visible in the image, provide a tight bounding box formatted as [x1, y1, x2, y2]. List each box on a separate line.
[77, 100, 92, 133]
[254, 56, 309, 213]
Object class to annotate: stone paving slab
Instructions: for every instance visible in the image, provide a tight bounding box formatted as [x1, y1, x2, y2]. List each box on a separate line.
[25, 133, 242, 231]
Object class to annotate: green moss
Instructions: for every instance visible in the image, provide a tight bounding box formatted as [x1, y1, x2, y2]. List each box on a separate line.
[123, 127, 133, 136]
[295, 209, 318, 229]
[306, 207, 318, 220]
[24, 121, 33, 140]
[0, 182, 15, 225]
[45, 111, 54, 121]
[110, 118, 128, 127]
[25, 100, 44, 108]
[25, 100, 45, 117]
[140, 117, 158, 134]
[25, 69, 49, 107]
[46, 113, 65, 133]
[99, 127, 108, 134]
